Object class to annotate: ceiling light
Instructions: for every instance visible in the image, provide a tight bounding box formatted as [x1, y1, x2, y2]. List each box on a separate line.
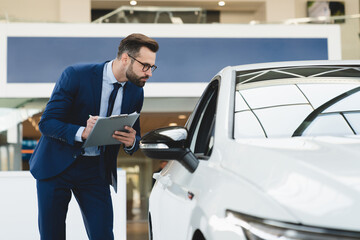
[218, 1, 225, 7]
[130, 0, 137, 6]
[178, 114, 187, 120]
[169, 123, 178, 126]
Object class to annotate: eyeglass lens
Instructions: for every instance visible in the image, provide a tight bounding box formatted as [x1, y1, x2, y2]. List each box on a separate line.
[129, 54, 157, 73]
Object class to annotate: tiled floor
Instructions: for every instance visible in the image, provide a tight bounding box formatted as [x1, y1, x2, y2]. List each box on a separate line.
[127, 221, 149, 240]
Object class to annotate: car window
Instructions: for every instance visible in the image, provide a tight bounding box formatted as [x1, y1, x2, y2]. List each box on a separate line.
[323, 91, 360, 113]
[344, 113, 360, 133]
[240, 84, 308, 109]
[234, 79, 360, 138]
[301, 114, 354, 136]
[188, 80, 218, 158]
[293, 86, 360, 137]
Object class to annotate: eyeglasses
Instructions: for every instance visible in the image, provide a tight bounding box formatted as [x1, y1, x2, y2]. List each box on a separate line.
[128, 54, 157, 73]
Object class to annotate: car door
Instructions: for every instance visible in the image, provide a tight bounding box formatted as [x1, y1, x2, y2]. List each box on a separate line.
[150, 80, 219, 240]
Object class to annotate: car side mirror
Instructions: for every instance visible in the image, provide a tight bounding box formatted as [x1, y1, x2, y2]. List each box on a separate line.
[140, 126, 199, 173]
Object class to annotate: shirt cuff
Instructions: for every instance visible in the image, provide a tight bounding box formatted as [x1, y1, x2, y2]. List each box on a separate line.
[124, 139, 136, 152]
[75, 127, 85, 142]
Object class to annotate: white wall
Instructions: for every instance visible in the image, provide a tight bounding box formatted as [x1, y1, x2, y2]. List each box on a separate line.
[59, 0, 91, 23]
[0, 170, 127, 240]
[0, 0, 90, 23]
[266, 0, 297, 22]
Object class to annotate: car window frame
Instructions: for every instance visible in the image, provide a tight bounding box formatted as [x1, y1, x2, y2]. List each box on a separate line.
[186, 80, 219, 159]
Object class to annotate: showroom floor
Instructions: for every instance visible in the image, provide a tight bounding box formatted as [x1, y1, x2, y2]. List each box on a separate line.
[127, 221, 148, 240]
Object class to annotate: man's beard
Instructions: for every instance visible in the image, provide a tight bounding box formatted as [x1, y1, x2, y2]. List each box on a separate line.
[126, 65, 148, 87]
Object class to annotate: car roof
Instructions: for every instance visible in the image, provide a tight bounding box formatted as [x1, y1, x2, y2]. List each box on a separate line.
[232, 60, 360, 72]
[228, 60, 360, 85]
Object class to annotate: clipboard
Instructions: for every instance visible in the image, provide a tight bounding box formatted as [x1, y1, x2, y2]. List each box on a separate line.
[83, 113, 140, 148]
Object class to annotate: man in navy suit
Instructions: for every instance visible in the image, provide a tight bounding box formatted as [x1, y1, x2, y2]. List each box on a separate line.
[29, 33, 159, 240]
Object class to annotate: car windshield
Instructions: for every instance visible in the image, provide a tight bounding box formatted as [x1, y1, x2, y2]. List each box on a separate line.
[234, 66, 360, 138]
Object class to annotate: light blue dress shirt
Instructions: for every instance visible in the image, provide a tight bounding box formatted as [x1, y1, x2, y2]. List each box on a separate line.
[75, 60, 134, 156]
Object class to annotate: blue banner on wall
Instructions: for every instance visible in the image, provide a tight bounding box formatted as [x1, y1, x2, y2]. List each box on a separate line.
[7, 37, 328, 83]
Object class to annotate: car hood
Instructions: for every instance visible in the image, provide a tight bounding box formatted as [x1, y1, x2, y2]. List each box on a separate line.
[224, 136, 360, 231]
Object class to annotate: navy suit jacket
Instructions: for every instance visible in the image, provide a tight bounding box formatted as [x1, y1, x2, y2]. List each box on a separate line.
[29, 62, 143, 188]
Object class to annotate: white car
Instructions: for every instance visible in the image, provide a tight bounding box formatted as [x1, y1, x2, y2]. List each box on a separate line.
[140, 60, 360, 240]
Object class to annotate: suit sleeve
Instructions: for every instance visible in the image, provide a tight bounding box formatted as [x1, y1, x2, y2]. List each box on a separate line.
[38, 66, 81, 146]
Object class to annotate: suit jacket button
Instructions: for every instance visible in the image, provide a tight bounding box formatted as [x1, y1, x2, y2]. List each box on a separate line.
[73, 154, 77, 159]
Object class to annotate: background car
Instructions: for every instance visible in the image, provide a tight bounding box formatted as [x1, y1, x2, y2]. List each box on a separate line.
[140, 60, 360, 240]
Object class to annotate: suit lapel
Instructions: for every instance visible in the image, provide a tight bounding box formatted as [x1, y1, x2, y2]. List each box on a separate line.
[91, 62, 107, 115]
[121, 82, 130, 114]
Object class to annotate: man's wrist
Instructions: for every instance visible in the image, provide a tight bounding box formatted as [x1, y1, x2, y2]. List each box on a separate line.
[124, 139, 136, 151]
[75, 126, 85, 142]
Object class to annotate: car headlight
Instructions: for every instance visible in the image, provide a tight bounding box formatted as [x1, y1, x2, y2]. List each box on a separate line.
[225, 210, 360, 240]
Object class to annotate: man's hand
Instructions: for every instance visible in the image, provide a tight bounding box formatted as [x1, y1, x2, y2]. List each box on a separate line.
[81, 116, 98, 141]
[112, 126, 136, 148]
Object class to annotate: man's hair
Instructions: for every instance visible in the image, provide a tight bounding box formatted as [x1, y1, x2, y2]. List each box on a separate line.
[117, 33, 159, 59]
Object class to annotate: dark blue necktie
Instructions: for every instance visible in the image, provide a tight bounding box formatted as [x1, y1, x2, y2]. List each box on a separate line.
[100, 82, 121, 189]
[106, 83, 121, 117]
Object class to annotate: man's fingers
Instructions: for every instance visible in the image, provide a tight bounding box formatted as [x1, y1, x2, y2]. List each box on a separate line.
[124, 126, 136, 134]
[86, 117, 98, 128]
[112, 134, 134, 147]
[82, 116, 99, 140]
[114, 130, 135, 137]
[112, 126, 136, 147]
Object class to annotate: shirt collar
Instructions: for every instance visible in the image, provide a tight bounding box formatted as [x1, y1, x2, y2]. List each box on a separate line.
[106, 60, 126, 87]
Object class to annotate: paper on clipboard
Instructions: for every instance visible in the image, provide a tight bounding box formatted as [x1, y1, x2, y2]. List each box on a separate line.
[83, 112, 140, 148]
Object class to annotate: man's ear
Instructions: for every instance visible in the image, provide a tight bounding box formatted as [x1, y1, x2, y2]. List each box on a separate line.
[120, 53, 129, 64]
